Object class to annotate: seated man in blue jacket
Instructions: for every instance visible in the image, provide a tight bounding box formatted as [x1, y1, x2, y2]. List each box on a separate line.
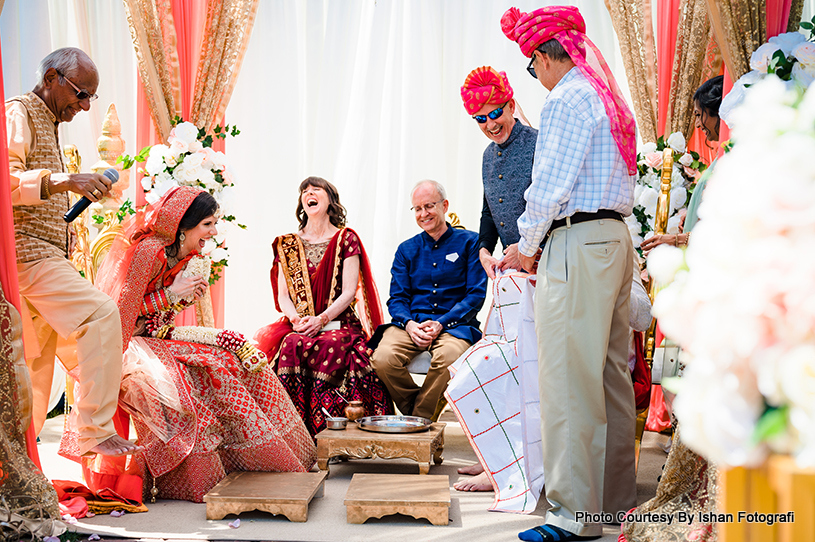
[370, 180, 487, 420]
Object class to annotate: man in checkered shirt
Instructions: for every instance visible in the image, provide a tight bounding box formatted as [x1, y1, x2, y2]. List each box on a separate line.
[503, 6, 639, 542]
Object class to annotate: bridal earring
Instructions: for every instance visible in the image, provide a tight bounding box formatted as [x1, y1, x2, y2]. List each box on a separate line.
[180, 232, 186, 243]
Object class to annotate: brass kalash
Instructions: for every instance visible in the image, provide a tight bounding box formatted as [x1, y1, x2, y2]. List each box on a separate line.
[634, 147, 675, 470]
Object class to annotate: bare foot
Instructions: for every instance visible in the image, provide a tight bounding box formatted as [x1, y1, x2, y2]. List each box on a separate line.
[457, 463, 485, 475]
[454, 471, 494, 492]
[90, 435, 143, 456]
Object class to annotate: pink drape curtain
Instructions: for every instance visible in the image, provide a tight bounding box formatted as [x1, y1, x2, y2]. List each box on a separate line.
[657, 0, 681, 138]
[134, 0, 225, 327]
[0, 40, 43, 469]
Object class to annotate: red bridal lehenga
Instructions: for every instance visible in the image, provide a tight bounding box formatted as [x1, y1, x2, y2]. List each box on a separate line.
[255, 228, 393, 436]
[60, 187, 315, 503]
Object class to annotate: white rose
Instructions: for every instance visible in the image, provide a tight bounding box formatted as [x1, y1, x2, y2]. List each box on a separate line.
[666, 213, 682, 234]
[640, 142, 658, 155]
[671, 166, 685, 188]
[211, 247, 229, 262]
[140, 176, 154, 191]
[647, 244, 685, 283]
[641, 171, 658, 189]
[144, 144, 169, 176]
[792, 62, 815, 88]
[202, 239, 217, 254]
[666, 132, 686, 154]
[171, 122, 199, 145]
[188, 139, 203, 153]
[793, 41, 815, 68]
[679, 153, 693, 167]
[638, 186, 659, 217]
[210, 150, 228, 171]
[169, 138, 189, 158]
[768, 31, 807, 56]
[183, 151, 205, 170]
[751, 42, 783, 71]
[670, 186, 687, 212]
[217, 185, 236, 215]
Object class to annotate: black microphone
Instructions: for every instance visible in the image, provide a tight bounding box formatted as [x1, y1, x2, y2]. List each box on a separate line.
[63, 168, 119, 223]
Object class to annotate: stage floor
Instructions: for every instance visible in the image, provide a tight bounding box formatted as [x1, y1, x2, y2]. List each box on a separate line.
[39, 411, 668, 542]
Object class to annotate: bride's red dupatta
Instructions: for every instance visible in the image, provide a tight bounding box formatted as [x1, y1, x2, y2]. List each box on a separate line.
[56, 187, 204, 513]
[255, 228, 382, 358]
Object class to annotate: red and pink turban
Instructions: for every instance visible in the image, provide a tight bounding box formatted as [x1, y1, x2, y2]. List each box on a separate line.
[461, 67, 514, 116]
[501, 6, 638, 175]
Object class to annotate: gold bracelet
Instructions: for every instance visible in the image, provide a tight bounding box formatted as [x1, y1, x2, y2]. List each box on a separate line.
[685, 231, 691, 246]
[319, 313, 329, 327]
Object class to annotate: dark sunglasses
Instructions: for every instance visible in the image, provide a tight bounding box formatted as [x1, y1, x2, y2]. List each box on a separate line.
[56, 70, 98, 102]
[472, 101, 509, 124]
[527, 56, 537, 79]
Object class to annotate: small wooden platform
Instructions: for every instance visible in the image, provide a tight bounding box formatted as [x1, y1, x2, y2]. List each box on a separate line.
[315, 422, 445, 475]
[344, 473, 450, 525]
[203, 471, 328, 522]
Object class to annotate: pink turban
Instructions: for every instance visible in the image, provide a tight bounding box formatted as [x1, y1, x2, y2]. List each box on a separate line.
[501, 6, 638, 175]
[461, 67, 514, 116]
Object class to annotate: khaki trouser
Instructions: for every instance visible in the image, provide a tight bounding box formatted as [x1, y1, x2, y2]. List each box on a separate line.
[371, 326, 471, 419]
[18, 257, 122, 455]
[535, 218, 636, 537]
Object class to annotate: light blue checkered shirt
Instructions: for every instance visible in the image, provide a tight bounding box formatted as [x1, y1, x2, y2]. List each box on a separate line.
[517, 68, 635, 257]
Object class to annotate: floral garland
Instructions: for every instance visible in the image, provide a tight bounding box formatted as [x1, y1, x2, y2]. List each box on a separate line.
[153, 324, 268, 372]
[625, 132, 707, 250]
[119, 119, 244, 283]
[648, 78, 815, 468]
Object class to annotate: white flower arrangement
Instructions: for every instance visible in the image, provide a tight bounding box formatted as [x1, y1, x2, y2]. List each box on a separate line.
[627, 132, 707, 249]
[119, 119, 243, 283]
[721, 22, 815, 128]
[648, 77, 815, 468]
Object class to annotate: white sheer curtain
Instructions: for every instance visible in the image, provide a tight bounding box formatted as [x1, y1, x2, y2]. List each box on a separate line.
[1, 0, 636, 337]
[223, 0, 630, 334]
[1, 0, 138, 195]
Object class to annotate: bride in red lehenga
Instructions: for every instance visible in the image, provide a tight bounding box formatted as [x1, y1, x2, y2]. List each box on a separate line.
[62, 186, 315, 503]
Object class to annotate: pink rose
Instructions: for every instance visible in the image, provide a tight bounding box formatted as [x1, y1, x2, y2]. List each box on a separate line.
[644, 152, 663, 170]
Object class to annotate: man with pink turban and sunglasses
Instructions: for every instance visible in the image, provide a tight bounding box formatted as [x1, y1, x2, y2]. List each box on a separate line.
[460, 66, 538, 279]
[502, 6, 638, 541]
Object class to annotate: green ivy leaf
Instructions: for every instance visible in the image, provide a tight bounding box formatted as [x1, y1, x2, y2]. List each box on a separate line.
[753, 405, 789, 444]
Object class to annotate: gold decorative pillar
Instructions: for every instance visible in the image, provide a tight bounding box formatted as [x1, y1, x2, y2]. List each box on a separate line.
[90, 104, 129, 209]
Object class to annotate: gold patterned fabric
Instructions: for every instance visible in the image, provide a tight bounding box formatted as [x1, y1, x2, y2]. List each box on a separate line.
[7, 93, 69, 263]
[190, 0, 259, 132]
[604, 0, 658, 144]
[622, 426, 719, 541]
[665, 0, 715, 139]
[122, 0, 182, 141]
[0, 281, 61, 537]
[123, 0, 259, 140]
[788, 0, 805, 32]
[706, 0, 766, 81]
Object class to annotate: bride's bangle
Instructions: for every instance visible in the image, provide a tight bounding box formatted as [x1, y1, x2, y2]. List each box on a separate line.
[318, 313, 329, 327]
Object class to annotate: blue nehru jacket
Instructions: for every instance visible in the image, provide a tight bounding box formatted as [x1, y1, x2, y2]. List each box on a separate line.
[479, 120, 538, 252]
[380, 224, 487, 345]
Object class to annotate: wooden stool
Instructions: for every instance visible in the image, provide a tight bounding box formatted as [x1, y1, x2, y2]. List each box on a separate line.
[203, 471, 327, 522]
[316, 422, 445, 475]
[344, 473, 450, 526]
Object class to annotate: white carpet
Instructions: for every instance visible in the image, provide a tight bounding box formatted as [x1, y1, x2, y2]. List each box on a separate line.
[39, 411, 669, 542]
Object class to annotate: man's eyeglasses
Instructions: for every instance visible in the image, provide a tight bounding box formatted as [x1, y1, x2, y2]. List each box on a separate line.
[56, 71, 98, 102]
[411, 201, 442, 213]
[472, 102, 509, 124]
[527, 56, 537, 79]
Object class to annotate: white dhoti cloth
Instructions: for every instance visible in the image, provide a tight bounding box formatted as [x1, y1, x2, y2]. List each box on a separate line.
[445, 271, 544, 513]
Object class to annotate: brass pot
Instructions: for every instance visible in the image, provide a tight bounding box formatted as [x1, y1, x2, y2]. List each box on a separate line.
[343, 400, 365, 421]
